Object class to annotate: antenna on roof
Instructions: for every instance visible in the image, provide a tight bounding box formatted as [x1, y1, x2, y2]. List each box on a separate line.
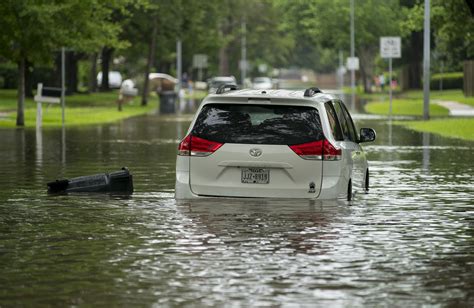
[303, 87, 322, 97]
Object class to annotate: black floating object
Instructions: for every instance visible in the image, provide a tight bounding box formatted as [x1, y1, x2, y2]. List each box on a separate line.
[47, 167, 133, 194]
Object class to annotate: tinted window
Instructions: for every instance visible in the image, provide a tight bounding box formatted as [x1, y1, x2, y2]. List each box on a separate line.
[192, 104, 323, 145]
[340, 102, 358, 142]
[332, 101, 352, 141]
[325, 102, 343, 141]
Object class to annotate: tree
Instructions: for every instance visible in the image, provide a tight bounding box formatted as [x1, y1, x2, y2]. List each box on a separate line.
[0, 0, 129, 126]
[400, 0, 474, 88]
[431, 0, 474, 67]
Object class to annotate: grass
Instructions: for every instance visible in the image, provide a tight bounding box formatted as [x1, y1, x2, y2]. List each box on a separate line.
[401, 89, 474, 107]
[364, 89, 474, 117]
[0, 89, 34, 111]
[0, 89, 156, 128]
[396, 118, 474, 141]
[365, 99, 449, 116]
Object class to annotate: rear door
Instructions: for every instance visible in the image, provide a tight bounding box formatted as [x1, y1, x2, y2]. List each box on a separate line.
[340, 102, 365, 188]
[188, 103, 324, 198]
[332, 100, 364, 188]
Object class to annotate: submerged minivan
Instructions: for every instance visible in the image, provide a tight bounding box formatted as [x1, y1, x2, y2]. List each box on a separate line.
[175, 86, 376, 201]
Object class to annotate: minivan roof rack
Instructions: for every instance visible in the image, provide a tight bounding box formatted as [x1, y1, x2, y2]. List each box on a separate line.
[303, 87, 322, 97]
[216, 83, 238, 94]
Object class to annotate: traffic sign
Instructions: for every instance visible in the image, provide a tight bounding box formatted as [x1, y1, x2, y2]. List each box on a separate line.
[192, 54, 208, 68]
[346, 57, 359, 70]
[380, 37, 401, 58]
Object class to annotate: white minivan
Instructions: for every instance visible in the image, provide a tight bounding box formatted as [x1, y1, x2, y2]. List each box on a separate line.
[175, 86, 376, 201]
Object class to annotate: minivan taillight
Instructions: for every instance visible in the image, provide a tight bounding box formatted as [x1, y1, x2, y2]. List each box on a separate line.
[289, 140, 324, 160]
[178, 135, 223, 157]
[322, 139, 342, 161]
[289, 139, 341, 161]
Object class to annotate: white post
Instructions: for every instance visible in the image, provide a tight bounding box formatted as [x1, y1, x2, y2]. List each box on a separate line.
[36, 83, 43, 129]
[61, 47, 66, 127]
[36, 102, 42, 129]
[389, 58, 393, 117]
[241, 18, 247, 87]
[423, 0, 430, 120]
[176, 40, 182, 94]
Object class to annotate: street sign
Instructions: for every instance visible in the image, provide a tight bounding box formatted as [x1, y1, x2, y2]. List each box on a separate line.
[380, 37, 401, 119]
[346, 57, 359, 70]
[380, 37, 401, 58]
[192, 54, 208, 68]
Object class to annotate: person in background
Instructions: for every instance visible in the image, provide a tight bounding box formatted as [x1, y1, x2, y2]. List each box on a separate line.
[379, 74, 386, 91]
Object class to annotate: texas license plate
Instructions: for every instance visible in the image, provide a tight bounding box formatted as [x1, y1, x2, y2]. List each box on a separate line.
[241, 168, 270, 184]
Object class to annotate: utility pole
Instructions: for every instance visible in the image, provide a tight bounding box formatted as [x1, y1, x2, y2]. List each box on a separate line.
[423, 0, 430, 120]
[339, 50, 344, 90]
[176, 40, 182, 94]
[241, 18, 247, 87]
[61, 47, 65, 128]
[350, 0, 355, 108]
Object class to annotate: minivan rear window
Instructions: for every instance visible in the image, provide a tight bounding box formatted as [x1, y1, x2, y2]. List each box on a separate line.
[192, 104, 323, 145]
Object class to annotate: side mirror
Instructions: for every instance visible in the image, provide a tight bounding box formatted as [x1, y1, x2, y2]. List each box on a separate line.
[359, 128, 376, 143]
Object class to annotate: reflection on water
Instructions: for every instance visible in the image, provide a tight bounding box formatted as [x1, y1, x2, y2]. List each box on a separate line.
[0, 103, 473, 306]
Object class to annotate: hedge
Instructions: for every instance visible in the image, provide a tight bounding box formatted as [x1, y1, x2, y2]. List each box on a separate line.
[430, 72, 463, 90]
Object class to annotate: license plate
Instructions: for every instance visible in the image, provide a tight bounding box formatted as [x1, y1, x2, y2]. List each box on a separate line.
[241, 168, 270, 184]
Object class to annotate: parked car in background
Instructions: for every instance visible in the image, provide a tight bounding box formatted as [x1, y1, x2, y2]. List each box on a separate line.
[175, 87, 376, 201]
[252, 77, 273, 90]
[97, 71, 122, 88]
[208, 76, 237, 93]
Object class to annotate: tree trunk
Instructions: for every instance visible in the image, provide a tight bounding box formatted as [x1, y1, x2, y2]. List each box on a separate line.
[100, 47, 114, 92]
[88, 53, 98, 93]
[218, 45, 229, 76]
[407, 31, 423, 89]
[25, 60, 34, 98]
[142, 15, 158, 106]
[358, 47, 376, 93]
[218, 17, 232, 76]
[360, 66, 370, 93]
[16, 57, 25, 127]
[66, 51, 79, 95]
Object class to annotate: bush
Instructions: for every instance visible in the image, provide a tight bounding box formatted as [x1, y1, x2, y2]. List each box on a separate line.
[430, 72, 463, 90]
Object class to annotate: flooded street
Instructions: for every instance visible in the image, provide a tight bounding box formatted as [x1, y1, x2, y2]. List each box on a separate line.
[0, 105, 473, 306]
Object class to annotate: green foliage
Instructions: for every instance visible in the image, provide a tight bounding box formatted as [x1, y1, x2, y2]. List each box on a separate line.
[0, 0, 472, 98]
[0, 0, 132, 64]
[430, 72, 463, 90]
[432, 0, 474, 62]
[396, 118, 474, 141]
[276, 0, 404, 83]
[431, 72, 463, 79]
[401, 0, 474, 72]
[0, 62, 17, 89]
[0, 89, 33, 111]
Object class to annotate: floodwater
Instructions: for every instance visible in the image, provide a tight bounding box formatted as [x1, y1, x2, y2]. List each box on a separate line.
[0, 98, 473, 307]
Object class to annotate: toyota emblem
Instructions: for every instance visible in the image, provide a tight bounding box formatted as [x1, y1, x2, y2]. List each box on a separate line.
[249, 148, 262, 157]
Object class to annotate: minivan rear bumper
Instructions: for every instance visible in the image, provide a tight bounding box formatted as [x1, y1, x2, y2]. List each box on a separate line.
[175, 170, 344, 200]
